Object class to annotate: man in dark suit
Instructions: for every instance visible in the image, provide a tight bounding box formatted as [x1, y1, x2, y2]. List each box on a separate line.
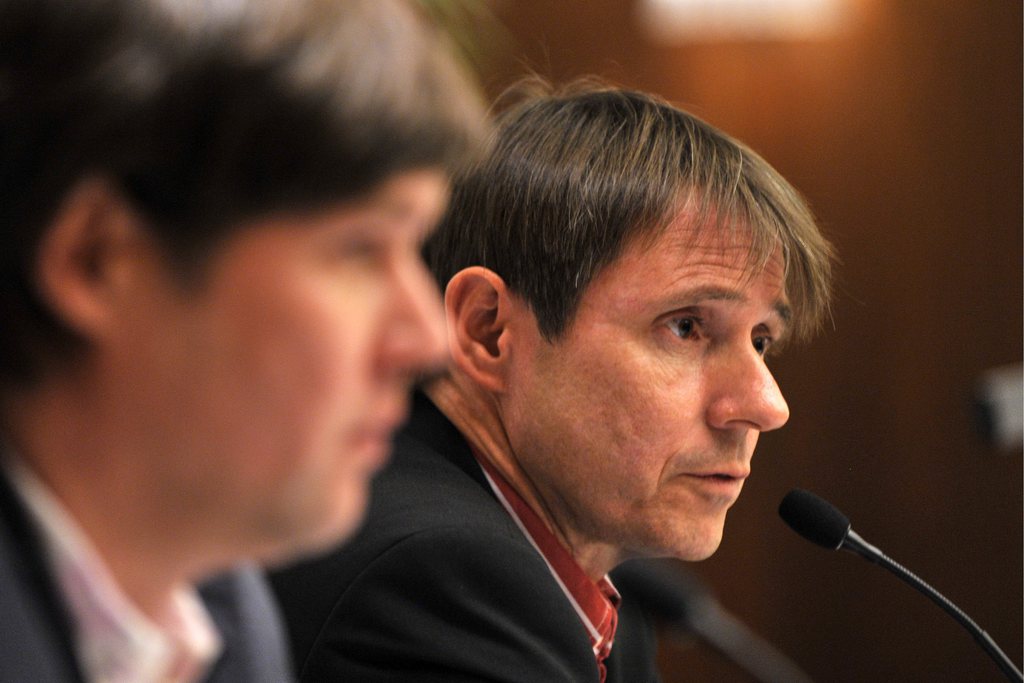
[0, 0, 485, 680]
[271, 83, 837, 680]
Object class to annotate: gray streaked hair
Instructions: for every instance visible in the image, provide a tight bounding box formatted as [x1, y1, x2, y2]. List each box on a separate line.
[427, 79, 834, 342]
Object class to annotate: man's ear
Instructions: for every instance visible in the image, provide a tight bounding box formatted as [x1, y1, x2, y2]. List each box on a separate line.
[444, 266, 522, 393]
[33, 178, 148, 342]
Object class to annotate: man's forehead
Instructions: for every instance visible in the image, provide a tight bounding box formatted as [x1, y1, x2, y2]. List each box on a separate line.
[587, 219, 790, 319]
[657, 212, 769, 254]
[623, 215, 785, 283]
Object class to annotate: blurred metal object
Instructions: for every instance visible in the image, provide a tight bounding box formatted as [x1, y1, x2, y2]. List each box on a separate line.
[613, 559, 815, 683]
[972, 363, 1023, 452]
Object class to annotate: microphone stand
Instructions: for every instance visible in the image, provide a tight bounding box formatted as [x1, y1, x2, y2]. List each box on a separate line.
[780, 489, 1023, 683]
[843, 529, 1023, 683]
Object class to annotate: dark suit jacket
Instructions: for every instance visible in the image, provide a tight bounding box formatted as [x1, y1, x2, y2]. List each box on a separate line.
[271, 393, 660, 682]
[0, 465, 293, 683]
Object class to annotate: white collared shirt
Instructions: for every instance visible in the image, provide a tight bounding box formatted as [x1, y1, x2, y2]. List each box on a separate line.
[5, 459, 222, 683]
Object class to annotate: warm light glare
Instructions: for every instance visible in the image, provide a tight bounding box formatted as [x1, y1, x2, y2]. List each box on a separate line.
[639, 0, 848, 42]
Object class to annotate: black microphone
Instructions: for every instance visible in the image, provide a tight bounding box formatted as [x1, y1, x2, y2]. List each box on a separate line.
[613, 559, 814, 683]
[779, 488, 1023, 683]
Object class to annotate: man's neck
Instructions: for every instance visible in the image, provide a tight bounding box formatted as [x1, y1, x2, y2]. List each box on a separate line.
[2, 381, 203, 620]
[425, 374, 623, 578]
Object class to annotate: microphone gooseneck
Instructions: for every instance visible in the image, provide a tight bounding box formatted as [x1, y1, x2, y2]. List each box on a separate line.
[612, 559, 814, 683]
[779, 489, 1023, 683]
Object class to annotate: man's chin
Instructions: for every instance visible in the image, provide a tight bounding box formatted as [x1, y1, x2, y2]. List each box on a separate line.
[261, 491, 370, 568]
[664, 522, 726, 562]
[683, 542, 723, 562]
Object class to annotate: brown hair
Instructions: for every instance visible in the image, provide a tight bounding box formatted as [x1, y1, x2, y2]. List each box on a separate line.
[0, 0, 488, 386]
[427, 80, 834, 342]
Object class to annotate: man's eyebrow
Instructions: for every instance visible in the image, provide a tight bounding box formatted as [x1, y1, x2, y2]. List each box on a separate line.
[674, 285, 792, 326]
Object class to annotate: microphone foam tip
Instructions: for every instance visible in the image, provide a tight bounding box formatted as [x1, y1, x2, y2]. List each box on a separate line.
[778, 489, 850, 550]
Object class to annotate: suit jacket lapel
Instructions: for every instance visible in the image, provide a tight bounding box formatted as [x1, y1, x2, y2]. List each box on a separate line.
[0, 463, 87, 682]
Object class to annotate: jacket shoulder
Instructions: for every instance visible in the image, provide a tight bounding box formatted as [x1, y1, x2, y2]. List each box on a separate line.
[300, 524, 598, 682]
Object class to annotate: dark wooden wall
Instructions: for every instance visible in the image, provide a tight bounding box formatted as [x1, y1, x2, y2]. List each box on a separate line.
[479, 2, 1023, 680]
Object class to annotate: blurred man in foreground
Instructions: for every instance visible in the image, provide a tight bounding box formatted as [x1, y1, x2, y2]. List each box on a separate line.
[0, 0, 485, 680]
[273, 82, 835, 681]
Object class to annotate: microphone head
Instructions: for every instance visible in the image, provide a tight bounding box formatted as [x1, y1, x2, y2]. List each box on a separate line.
[778, 489, 851, 550]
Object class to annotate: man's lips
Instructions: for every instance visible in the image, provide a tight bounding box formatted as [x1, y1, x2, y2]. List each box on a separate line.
[362, 396, 412, 438]
[678, 467, 750, 502]
[349, 427, 397, 472]
[686, 467, 750, 481]
[351, 401, 411, 466]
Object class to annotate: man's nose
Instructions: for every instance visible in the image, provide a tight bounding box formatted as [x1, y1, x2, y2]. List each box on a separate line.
[705, 345, 790, 433]
[380, 256, 448, 375]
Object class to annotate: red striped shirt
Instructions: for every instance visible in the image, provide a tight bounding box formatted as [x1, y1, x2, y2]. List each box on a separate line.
[474, 452, 620, 682]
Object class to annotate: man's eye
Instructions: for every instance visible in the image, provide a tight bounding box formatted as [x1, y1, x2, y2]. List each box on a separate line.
[753, 336, 772, 356]
[329, 235, 388, 263]
[668, 317, 699, 339]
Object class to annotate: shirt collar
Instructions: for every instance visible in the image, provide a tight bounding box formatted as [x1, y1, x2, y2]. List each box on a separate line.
[4, 457, 222, 683]
[473, 450, 620, 681]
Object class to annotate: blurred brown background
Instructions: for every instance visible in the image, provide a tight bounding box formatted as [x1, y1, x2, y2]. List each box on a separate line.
[456, 1, 1023, 680]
